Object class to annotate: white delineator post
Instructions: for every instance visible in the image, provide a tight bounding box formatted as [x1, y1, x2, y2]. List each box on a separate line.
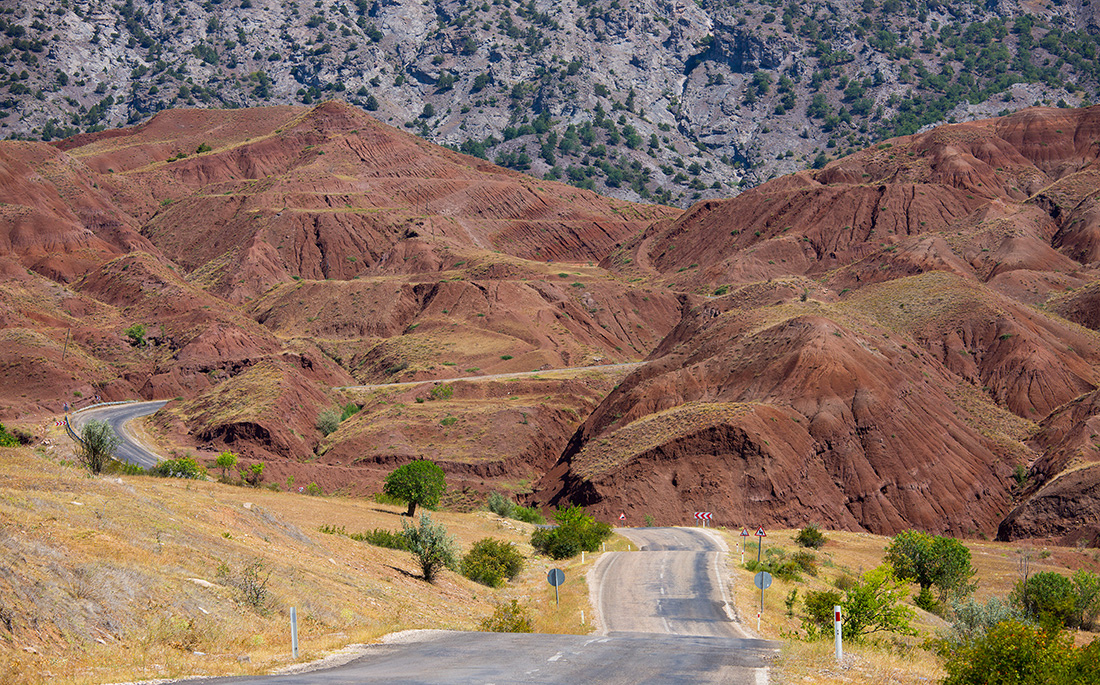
[291, 606, 299, 659]
[834, 605, 842, 662]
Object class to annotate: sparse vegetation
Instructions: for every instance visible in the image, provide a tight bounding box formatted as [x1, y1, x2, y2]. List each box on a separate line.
[461, 538, 525, 587]
[795, 524, 827, 549]
[481, 600, 533, 632]
[531, 505, 611, 560]
[149, 456, 206, 479]
[401, 512, 458, 583]
[78, 420, 121, 474]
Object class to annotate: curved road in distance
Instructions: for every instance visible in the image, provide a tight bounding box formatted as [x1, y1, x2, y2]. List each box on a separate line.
[593, 527, 748, 639]
[69, 400, 168, 469]
[173, 527, 775, 684]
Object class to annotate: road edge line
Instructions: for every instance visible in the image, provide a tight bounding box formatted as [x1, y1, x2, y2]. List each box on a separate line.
[585, 550, 618, 636]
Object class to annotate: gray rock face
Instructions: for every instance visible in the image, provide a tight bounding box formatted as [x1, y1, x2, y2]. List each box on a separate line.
[1, 0, 1096, 205]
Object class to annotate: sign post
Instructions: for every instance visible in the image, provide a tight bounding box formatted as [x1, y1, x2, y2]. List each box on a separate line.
[755, 527, 766, 565]
[753, 571, 772, 631]
[739, 528, 749, 565]
[547, 568, 565, 606]
[693, 512, 712, 527]
[834, 605, 843, 662]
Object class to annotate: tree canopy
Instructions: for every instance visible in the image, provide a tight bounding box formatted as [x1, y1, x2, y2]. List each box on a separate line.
[383, 459, 446, 517]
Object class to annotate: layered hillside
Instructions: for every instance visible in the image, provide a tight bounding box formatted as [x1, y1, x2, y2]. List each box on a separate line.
[0, 102, 683, 492]
[2, 102, 1100, 543]
[6, 0, 1100, 206]
[537, 106, 1100, 540]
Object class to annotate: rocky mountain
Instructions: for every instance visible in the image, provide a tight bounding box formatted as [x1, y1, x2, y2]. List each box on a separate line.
[2, 100, 1099, 544]
[5, 0, 1100, 206]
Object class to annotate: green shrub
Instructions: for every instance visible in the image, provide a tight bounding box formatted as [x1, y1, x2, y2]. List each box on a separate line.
[948, 597, 1021, 641]
[531, 505, 611, 559]
[745, 547, 803, 581]
[487, 491, 515, 518]
[401, 513, 458, 583]
[150, 456, 206, 479]
[481, 600, 533, 632]
[0, 423, 20, 447]
[350, 528, 409, 551]
[795, 524, 827, 549]
[316, 408, 341, 436]
[305, 482, 323, 496]
[429, 384, 454, 400]
[791, 550, 819, 576]
[940, 620, 1100, 685]
[124, 323, 146, 347]
[241, 462, 264, 487]
[511, 505, 545, 524]
[801, 589, 842, 638]
[1014, 571, 1078, 627]
[339, 403, 361, 421]
[319, 524, 347, 535]
[461, 538, 525, 587]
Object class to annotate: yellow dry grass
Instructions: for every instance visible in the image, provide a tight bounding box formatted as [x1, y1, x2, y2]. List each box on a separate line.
[573, 401, 758, 479]
[0, 443, 609, 684]
[717, 527, 1100, 684]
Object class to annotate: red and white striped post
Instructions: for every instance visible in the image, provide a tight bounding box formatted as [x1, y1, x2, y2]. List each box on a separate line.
[834, 605, 842, 662]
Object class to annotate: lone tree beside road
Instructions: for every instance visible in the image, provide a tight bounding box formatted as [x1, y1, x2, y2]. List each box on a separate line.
[383, 459, 446, 517]
[79, 420, 121, 474]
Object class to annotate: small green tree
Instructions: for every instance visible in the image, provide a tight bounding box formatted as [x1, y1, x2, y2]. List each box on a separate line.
[241, 462, 264, 487]
[886, 530, 976, 601]
[123, 323, 147, 347]
[1073, 569, 1100, 631]
[79, 420, 121, 474]
[842, 565, 917, 641]
[384, 459, 446, 517]
[215, 450, 238, 479]
[401, 512, 458, 583]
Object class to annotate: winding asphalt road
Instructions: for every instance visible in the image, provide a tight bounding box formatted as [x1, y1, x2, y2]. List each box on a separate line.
[174, 527, 775, 684]
[68, 400, 168, 469]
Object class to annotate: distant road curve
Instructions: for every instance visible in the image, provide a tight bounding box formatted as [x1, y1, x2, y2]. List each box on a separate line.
[337, 362, 643, 392]
[68, 400, 169, 469]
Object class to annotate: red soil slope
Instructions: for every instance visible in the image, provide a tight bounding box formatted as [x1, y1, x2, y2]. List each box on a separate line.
[59, 102, 675, 301]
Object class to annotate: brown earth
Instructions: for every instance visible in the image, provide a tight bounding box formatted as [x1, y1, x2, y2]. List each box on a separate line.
[539, 106, 1100, 539]
[4, 102, 1100, 544]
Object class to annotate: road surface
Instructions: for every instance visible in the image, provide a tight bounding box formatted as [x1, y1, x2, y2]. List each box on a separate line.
[338, 362, 643, 392]
[595, 527, 747, 638]
[68, 400, 168, 469]
[174, 527, 774, 684]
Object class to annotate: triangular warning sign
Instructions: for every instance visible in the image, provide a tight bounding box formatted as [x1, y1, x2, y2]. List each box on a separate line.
[755, 527, 767, 537]
[740, 528, 750, 536]
[619, 512, 626, 520]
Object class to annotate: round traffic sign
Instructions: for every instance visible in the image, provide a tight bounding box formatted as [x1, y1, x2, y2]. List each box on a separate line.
[753, 571, 773, 590]
[547, 568, 565, 587]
